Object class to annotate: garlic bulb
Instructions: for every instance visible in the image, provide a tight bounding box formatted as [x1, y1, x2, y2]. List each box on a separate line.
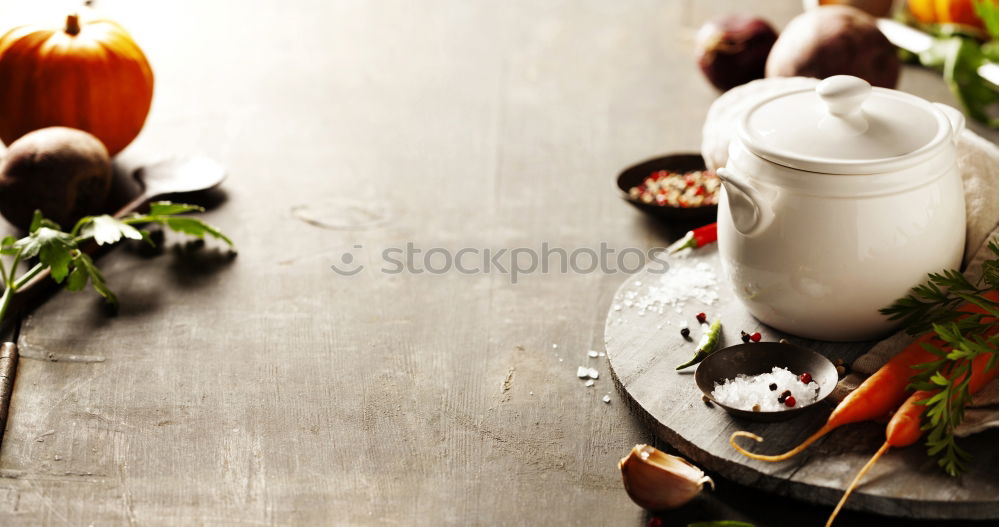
[618, 444, 714, 511]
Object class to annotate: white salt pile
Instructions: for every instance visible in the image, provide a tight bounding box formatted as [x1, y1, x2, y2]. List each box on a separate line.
[711, 367, 820, 412]
[612, 259, 719, 316]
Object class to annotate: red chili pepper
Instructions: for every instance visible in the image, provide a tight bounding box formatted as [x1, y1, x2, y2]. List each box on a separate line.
[668, 222, 718, 254]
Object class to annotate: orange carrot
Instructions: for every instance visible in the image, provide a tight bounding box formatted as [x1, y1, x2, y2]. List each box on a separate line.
[730, 293, 997, 462]
[825, 352, 998, 527]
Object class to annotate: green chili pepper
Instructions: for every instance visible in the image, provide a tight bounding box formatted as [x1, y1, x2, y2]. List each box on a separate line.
[676, 318, 722, 370]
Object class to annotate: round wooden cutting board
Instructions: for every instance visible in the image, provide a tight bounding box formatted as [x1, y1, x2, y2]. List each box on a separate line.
[604, 245, 998, 520]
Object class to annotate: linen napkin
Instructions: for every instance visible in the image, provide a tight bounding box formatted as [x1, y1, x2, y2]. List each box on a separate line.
[701, 77, 1000, 436]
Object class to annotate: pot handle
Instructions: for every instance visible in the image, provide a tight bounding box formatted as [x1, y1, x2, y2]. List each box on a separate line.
[716, 167, 770, 236]
[934, 103, 965, 145]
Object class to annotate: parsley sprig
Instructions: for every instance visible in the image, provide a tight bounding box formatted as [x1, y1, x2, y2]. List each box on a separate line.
[880, 240, 998, 476]
[0, 202, 233, 327]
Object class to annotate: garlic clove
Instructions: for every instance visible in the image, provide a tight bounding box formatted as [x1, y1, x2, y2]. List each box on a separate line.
[618, 444, 714, 511]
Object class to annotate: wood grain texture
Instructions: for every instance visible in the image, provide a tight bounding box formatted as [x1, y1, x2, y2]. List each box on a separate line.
[604, 245, 999, 520]
[0, 0, 993, 525]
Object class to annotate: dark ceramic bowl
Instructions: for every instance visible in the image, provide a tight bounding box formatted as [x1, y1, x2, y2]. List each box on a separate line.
[616, 153, 717, 222]
[694, 341, 837, 422]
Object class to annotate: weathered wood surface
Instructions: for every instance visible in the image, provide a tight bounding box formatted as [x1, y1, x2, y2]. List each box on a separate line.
[0, 0, 995, 525]
[604, 244, 999, 520]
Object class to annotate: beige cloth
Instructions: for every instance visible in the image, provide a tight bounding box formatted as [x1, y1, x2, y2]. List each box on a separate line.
[701, 78, 1000, 437]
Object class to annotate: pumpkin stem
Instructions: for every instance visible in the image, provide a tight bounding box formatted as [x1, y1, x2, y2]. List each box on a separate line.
[65, 13, 81, 36]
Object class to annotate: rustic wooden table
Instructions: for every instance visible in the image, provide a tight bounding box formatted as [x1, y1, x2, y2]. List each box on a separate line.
[0, 1, 995, 525]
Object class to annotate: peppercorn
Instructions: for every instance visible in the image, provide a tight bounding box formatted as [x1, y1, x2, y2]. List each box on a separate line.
[750, 332, 762, 342]
[680, 327, 691, 339]
[777, 393, 787, 404]
[784, 396, 797, 407]
[799, 372, 812, 384]
[752, 404, 761, 412]
[696, 312, 707, 324]
[836, 365, 847, 377]
[741, 331, 751, 344]
[769, 383, 777, 391]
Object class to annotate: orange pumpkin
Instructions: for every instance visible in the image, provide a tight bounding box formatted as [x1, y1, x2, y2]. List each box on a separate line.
[0, 12, 154, 156]
[908, 0, 997, 31]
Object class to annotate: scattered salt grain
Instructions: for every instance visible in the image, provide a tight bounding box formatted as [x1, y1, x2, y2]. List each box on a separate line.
[576, 366, 589, 378]
[552, 344, 558, 349]
[616, 259, 720, 316]
[587, 368, 600, 380]
[588, 350, 599, 358]
[602, 395, 612, 404]
[585, 380, 595, 387]
[598, 352, 605, 357]
[711, 367, 821, 412]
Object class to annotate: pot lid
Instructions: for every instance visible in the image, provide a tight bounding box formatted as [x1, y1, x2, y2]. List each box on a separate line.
[737, 76, 957, 175]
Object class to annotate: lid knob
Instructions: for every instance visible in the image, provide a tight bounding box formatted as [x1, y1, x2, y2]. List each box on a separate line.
[817, 75, 871, 117]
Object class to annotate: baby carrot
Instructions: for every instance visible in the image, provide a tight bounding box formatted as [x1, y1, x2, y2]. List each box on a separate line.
[825, 351, 997, 527]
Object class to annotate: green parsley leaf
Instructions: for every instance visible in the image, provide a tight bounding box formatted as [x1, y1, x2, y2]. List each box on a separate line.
[80, 215, 144, 246]
[164, 217, 233, 246]
[29, 210, 61, 233]
[148, 202, 204, 216]
[65, 251, 117, 305]
[124, 202, 233, 246]
[13, 227, 77, 283]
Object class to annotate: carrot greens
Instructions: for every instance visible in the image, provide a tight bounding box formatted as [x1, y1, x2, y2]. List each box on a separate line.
[879, 240, 998, 476]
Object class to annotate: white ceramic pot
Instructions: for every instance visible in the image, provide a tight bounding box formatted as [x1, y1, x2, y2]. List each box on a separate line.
[717, 75, 967, 341]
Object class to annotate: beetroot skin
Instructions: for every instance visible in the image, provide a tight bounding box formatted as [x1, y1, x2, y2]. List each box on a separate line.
[765, 5, 900, 89]
[696, 14, 779, 92]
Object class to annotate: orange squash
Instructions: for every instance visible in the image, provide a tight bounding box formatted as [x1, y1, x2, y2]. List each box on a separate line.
[0, 12, 154, 156]
[908, 0, 997, 31]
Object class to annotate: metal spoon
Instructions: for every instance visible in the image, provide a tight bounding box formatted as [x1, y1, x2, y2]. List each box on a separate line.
[113, 156, 228, 218]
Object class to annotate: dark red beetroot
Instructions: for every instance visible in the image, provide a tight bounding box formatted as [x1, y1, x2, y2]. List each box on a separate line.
[696, 14, 779, 92]
[765, 5, 900, 88]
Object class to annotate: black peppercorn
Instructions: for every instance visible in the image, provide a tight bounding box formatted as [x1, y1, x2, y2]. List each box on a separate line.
[680, 327, 691, 338]
[769, 383, 777, 391]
